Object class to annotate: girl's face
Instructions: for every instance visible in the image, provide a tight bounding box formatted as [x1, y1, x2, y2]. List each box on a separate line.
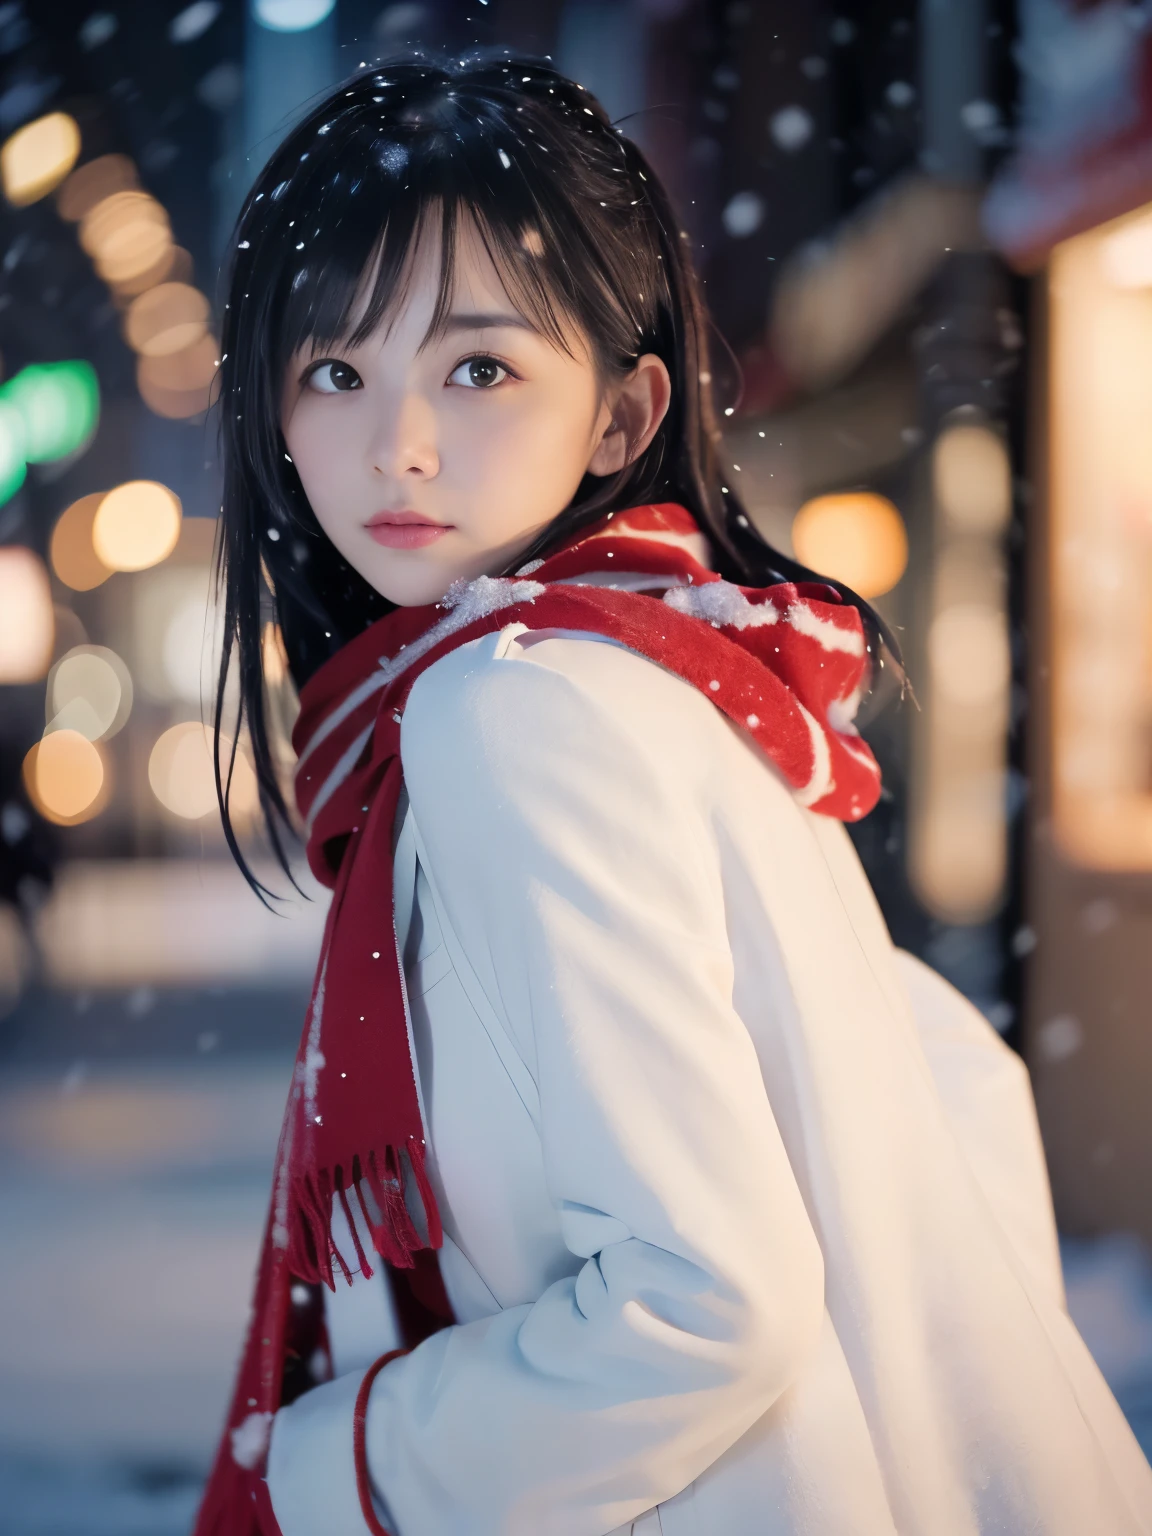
[281, 219, 670, 607]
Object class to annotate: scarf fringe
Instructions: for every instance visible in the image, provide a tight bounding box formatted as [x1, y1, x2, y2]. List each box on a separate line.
[285, 1140, 441, 1289]
[406, 1138, 444, 1249]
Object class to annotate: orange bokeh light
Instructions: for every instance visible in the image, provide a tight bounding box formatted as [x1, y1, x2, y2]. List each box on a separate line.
[136, 333, 219, 418]
[125, 283, 210, 357]
[1, 112, 81, 207]
[791, 491, 909, 599]
[92, 481, 182, 572]
[56, 154, 139, 222]
[109, 245, 193, 300]
[0, 546, 55, 682]
[23, 730, 108, 825]
[148, 722, 257, 821]
[50, 493, 114, 591]
[80, 190, 173, 285]
[137, 332, 219, 391]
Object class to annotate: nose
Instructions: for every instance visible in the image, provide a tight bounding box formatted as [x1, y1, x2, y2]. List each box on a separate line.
[367, 389, 439, 480]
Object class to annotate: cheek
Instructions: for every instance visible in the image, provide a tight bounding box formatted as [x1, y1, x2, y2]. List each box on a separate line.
[453, 384, 597, 512]
[283, 403, 357, 526]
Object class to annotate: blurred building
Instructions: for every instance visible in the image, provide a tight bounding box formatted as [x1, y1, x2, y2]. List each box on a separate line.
[984, 0, 1152, 1253]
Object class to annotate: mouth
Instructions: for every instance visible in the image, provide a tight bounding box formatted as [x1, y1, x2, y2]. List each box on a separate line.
[364, 510, 453, 550]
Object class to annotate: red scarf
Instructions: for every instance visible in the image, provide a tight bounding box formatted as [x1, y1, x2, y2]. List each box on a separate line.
[194, 502, 880, 1536]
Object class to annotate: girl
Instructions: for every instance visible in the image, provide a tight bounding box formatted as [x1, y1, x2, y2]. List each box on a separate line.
[198, 54, 1152, 1536]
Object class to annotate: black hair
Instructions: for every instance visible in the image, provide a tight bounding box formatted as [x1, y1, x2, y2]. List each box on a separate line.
[214, 50, 898, 894]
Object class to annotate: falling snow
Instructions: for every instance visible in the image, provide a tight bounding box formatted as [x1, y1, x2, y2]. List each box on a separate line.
[961, 99, 1000, 139]
[722, 191, 766, 238]
[169, 2, 221, 44]
[769, 106, 814, 153]
[1038, 1014, 1083, 1065]
[78, 11, 117, 49]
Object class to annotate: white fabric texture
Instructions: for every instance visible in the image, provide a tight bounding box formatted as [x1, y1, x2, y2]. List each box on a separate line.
[268, 628, 1152, 1536]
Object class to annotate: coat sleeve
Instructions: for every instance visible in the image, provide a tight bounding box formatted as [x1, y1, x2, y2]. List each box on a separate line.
[267, 629, 825, 1536]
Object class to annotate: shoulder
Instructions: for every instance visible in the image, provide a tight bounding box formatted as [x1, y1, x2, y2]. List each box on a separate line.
[399, 627, 738, 1025]
[400, 625, 725, 798]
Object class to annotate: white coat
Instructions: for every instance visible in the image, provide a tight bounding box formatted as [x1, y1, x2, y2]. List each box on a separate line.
[268, 624, 1152, 1535]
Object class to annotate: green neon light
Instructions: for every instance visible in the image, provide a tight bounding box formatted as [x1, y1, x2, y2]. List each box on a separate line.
[0, 396, 26, 504]
[0, 360, 100, 506]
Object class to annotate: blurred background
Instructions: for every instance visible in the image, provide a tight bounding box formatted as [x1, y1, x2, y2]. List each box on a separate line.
[2, 0, 1152, 1530]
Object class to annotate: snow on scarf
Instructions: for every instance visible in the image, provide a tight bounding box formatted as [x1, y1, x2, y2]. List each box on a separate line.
[194, 502, 881, 1536]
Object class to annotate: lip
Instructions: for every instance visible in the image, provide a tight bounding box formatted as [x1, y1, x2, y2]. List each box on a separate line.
[364, 510, 453, 550]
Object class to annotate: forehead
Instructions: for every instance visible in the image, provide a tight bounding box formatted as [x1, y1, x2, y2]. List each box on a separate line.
[328, 205, 584, 360]
[395, 216, 518, 317]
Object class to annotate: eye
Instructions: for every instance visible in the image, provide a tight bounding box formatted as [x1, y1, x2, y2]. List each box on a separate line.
[448, 355, 511, 390]
[306, 359, 363, 394]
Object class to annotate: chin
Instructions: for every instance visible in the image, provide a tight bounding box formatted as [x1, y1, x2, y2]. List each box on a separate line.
[368, 553, 464, 609]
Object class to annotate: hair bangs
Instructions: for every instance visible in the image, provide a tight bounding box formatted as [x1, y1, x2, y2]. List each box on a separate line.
[281, 181, 593, 380]
[270, 181, 428, 377]
[257, 101, 595, 381]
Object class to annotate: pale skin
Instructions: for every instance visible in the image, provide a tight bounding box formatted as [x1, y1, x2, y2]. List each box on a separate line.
[281, 219, 672, 607]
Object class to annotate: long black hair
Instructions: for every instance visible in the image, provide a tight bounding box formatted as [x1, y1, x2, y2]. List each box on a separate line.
[213, 51, 897, 893]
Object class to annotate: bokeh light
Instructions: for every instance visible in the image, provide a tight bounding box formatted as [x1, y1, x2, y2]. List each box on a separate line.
[47, 646, 133, 741]
[131, 556, 218, 704]
[148, 722, 257, 820]
[0, 546, 54, 683]
[50, 493, 114, 591]
[137, 333, 218, 389]
[97, 224, 174, 286]
[79, 189, 168, 255]
[136, 333, 218, 418]
[0, 112, 81, 207]
[80, 190, 172, 285]
[92, 481, 182, 572]
[254, 0, 336, 30]
[932, 420, 1012, 535]
[162, 587, 212, 704]
[791, 491, 908, 598]
[909, 765, 1007, 926]
[55, 153, 138, 222]
[1100, 212, 1152, 291]
[928, 604, 1011, 708]
[1, 361, 100, 463]
[136, 371, 215, 420]
[109, 244, 193, 300]
[23, 730, 107, 825]
[125, 283, 210, 357]
[0, 394, 26, 504]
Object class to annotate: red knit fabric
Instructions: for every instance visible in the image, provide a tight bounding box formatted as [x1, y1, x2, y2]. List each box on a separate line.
[193, 503, 880, 1536]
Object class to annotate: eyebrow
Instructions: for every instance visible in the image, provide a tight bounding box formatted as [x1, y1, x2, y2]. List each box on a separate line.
[440, 310, 537, 334]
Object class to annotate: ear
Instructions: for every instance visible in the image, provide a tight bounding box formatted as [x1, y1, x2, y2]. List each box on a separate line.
[586, 353, 672, 477]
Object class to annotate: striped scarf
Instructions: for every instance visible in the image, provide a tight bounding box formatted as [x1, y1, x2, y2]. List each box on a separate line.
[194, 502, 880, 1535]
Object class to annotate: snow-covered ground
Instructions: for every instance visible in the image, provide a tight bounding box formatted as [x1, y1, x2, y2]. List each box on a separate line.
[0, 1057, 286, 1535]
[0, 1057, 1150, 1534]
